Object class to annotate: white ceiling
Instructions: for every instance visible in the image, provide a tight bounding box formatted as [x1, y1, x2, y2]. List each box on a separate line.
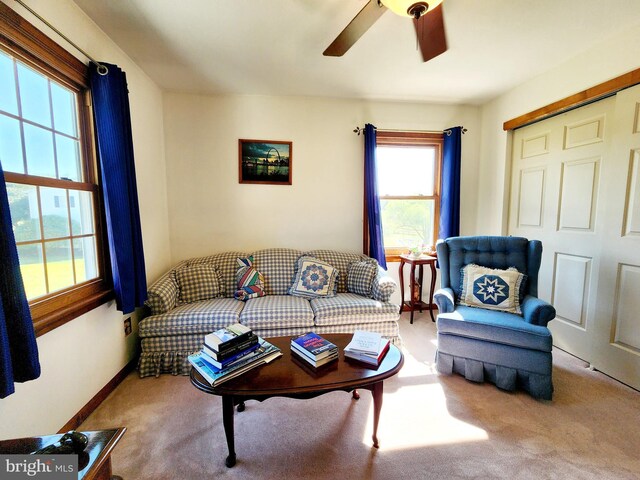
[72, 0, 640, 105]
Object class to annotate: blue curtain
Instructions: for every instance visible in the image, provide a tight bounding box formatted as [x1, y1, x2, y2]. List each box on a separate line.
[364, 123, 387, 269]
[0, 160, 40, 398]
[439, 126, 462, 239]
[90, 63, 147, 314]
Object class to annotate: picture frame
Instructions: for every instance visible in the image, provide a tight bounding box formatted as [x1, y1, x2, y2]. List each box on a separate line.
[238, 139, 292, 185]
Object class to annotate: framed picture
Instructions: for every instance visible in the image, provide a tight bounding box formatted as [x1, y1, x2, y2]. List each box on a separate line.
[239, 139, 292, 185]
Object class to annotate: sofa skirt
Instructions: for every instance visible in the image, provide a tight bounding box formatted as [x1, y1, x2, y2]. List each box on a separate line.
[138, 321, 401, 378]
[436, 333, 553, 400]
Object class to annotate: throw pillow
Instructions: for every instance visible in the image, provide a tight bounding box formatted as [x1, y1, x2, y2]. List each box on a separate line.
[347, 261, 377, 297]
[175, 263, 221, 304]
[234, 256, 266, 301]
[459, 264, 527, 314]
[289, 256, 339, 298]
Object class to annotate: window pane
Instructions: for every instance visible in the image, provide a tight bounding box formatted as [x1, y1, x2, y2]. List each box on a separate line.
[17, 63, 51, 128]
[24, 123, 56, 177]
[0, 114, 25, 173]
[8, 183, 41, 242]
[73, 237, 98, 282]
[55, 134, 81, 181]
[0, 51, 18, 115]
[380, 199, 435, 248]
[45, 239, 74, 293]
[70, 190, 94, 235]
[41, 187, 70, 239]
[377, 146, 435, 196]
[50, 82, 77, 137]
[17, 243, 46, 300]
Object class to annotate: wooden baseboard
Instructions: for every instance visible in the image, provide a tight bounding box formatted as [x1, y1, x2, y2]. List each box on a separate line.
[58, 358, 137, 433]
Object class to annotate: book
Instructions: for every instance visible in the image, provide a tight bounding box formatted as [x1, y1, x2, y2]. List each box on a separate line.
[203, 334, 259, 361]
[189, 338, 282, 387]
[344, 337, 390, 366]
[201, 341, 261, 369]
[291, 332, 338, 360]
[204, 324, 253, 353]
[291, 347, 339, 368]
[344, 330, 383, 355]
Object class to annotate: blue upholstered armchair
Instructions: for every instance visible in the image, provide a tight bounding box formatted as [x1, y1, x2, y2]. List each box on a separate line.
[434, 236, 556, 400]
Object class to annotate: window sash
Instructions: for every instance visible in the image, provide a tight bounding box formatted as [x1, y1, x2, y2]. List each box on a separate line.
[0, 3, 112, 336]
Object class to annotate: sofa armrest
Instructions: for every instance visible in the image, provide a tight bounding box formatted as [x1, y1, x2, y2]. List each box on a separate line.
[434, 287, 455, 314]
[145, 272, 179, 315]
[521, 295, 556, 327]
[371, 266, 396, 302]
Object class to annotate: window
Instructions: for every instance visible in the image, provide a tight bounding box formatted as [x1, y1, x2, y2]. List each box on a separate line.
[0, 4, 111, 335]
[375, 131, 442, 262]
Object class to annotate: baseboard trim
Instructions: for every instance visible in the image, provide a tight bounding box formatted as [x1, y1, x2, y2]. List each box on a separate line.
[58, 358, 137, 433]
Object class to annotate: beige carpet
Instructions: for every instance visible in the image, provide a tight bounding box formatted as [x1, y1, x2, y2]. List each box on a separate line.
[80, 313, 640, 479]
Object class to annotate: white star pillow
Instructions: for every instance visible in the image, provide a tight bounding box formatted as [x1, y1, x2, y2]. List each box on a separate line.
[459, 264, 526, 314]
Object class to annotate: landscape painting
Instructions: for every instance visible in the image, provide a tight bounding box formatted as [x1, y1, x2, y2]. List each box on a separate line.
[239, 139, 292, 185]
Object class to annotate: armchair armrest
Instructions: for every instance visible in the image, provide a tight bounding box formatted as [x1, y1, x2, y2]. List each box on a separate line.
[372, 266, 396, 302]
[434, 287, 455, 314]
[145, 272, 179, 315]
[521, 295, 556, 327]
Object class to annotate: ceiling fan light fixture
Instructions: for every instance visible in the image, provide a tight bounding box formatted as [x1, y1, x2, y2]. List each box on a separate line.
[380, 0, 443, 19]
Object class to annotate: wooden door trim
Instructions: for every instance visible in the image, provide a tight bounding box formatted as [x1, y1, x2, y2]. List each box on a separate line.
[503, 67, 640, 131]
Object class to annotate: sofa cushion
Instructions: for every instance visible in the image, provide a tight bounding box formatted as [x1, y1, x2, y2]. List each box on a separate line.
[347, 261, 377, 297]
[289, 256, 339, 298]
[306, 250, 376, 293]
[459, 264, 526, 314]
[139, 298, 244, 338]
[187, 251, 249, 298]
[310, 293, 399, 326]
[252, 248, 303, 295]
[437, 305, 553, 352]
[175, 263, 222, 304]
[239, 295, 314, 329]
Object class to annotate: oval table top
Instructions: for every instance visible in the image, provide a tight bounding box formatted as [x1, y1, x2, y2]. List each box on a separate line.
[190, 333, 404, 397]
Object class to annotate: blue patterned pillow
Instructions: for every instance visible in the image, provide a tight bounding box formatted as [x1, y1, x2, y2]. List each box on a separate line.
[289, 256, 339, 298]
[234, 256, 266, 301]
[347, 261, 377, 297]
[459, 264, 527, 314]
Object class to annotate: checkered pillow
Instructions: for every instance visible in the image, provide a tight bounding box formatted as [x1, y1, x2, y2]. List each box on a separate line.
[289, 256, 339, 298]
[347, 261, 377, 297]
[175, 263, 221, 304]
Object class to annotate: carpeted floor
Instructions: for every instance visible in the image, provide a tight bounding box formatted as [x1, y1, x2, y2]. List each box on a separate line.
[80, 313, 640, 479]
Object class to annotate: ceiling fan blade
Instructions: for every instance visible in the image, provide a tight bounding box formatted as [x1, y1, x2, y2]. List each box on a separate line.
[414, 3, 447, 63]
[323, 0, 387, 57]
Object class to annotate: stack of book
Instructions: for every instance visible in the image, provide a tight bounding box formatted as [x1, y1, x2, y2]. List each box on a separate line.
[290, 332, 338, 368]
[188, 323, 281, 386]
[344, 330, 390, 366]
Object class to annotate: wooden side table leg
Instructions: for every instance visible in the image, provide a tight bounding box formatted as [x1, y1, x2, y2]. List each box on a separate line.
[371, 381, 384, 448]
[429, 261, 437, 322]
[418, 265, 424, 313]
[409, 263, 416, 324]
[398, 260, 405, 315]
[222, 395, 236, 467]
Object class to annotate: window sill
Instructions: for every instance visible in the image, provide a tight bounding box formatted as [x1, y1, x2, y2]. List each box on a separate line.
[31, 281, 114, 337]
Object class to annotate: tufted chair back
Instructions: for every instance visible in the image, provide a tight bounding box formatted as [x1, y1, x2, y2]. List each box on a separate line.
[436, 236, 542, 300]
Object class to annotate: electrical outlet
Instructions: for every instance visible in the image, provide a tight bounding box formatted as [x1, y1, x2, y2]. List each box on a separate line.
[124, 317, 132, 336]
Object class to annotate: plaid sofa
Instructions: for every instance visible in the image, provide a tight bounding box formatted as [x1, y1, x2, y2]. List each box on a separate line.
[138, 248, 400, 377]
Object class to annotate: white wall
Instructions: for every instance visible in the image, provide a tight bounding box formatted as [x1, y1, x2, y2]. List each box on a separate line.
[163, 93, 480, 262]
[477, 23, 640, 235]
[0, 0, 171, 438]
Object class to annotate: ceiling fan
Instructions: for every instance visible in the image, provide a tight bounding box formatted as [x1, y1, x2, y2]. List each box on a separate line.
[323, 0, 447, 63]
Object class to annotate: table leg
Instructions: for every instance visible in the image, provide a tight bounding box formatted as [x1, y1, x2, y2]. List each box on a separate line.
[418, 265, 424, 313]
[222, 395, 236, 467]
[398, 260, 405, 315]
[352, 389, 360, 400]
[371, 381, 383, 448]
[429, 261, 437, 322]
[409, 263, 416, 324]
[237, 401, 245, 412]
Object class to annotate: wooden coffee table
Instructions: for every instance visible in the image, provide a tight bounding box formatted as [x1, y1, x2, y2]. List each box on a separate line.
[190, 334, 403, 467]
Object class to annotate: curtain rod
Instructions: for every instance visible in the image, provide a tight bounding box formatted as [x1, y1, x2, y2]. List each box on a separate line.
[353, 126, 467, 136]
[14, 0, 109, 75]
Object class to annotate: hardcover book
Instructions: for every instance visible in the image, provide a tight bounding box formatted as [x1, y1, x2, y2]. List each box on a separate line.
[291, 332, 338, 360]
[344, 331, 383, 355]
[291, 347, 339, 368]
[203, 334, 259, 361]
[201, 341, 262, 369]
[344, 336, 390, 366]
[204, 323, 253, 353]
